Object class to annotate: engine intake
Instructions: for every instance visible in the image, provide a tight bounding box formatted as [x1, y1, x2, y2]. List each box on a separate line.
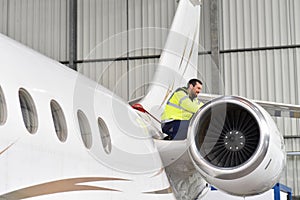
[188, 96, 285, 196]
[196, 102, 260, 168]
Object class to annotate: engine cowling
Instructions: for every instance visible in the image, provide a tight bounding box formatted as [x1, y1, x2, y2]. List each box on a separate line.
[188, 96, 286, 196]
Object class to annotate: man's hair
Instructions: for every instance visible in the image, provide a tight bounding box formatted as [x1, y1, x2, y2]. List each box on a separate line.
[187, 78, 202, 87]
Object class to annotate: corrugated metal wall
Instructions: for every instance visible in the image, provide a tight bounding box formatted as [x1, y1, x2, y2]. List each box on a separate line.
[0, 0, 68, 61]
[76, 0, 177, 100]
[76, 0, 212, 100]
[0, 0, 299, 197]
[220, 0, 300, 195]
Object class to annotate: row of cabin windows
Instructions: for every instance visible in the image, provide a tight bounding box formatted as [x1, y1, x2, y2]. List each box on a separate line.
[0, 86, 111, 154]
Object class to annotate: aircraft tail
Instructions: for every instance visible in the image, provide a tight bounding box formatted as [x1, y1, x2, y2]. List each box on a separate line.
[139, 0, 202, 121]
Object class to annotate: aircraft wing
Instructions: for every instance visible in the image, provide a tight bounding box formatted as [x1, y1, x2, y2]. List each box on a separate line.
[199, 93, 300, 118]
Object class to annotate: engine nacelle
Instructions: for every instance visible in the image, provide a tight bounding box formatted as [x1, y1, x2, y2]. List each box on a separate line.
[188, 96, 286, 196]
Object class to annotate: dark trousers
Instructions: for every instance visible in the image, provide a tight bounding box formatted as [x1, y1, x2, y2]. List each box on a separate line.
[161, 120, 190, 140]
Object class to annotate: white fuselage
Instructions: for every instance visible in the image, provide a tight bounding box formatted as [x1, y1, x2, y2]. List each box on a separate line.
[0, 34, 175, 199]
[0, 0, 287, 198]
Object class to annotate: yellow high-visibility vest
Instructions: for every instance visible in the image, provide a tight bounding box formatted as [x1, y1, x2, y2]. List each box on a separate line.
[161, 87, 203, 121]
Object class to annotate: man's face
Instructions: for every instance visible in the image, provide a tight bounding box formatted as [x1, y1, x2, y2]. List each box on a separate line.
[189, 82, 202, 98]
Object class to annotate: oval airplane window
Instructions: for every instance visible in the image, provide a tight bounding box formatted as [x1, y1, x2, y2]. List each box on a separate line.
[77, 110, 92, 149]
[50, 100, 68, 142]
[19, 88, 38, 134]
[97, 117, 111, 154]
[0, 86, 7, 125]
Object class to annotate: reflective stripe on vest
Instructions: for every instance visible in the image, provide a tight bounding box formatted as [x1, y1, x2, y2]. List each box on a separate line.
[178, 96, 189, 106]
[166, 101, 194, 114]
[161, 87, 202, 121]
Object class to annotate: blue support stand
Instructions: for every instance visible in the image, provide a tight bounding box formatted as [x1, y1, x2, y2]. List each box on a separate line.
[273, 183, 292, 200]
[209, 183, 292, 199]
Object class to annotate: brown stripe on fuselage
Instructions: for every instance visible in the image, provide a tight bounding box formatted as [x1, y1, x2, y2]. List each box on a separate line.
[0, 141, 17, 156]
[0, 177, 130, 199]
[143, 186, 173, 194]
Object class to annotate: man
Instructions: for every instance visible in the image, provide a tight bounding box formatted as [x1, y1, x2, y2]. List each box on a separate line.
[161, 78, 204, 140]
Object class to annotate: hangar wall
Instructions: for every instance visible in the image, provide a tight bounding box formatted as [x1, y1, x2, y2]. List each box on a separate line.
[220, 1, 300, 195]
[0, 0, 69, 61]
[0, 0, 299, 197]
[75, 0, 211, 100]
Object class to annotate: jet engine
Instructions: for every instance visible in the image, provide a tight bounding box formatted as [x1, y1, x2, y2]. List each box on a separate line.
[188, 96, 286, 196]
